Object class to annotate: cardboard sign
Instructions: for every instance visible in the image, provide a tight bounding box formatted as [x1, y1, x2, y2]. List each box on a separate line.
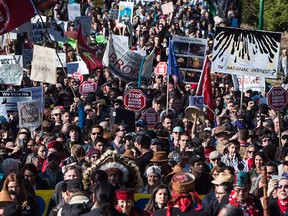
[18, 100, 41, 128]
[189, 96, 204, 110]
[68, 4, 81, 21]
[162, 2, 174, 15]
[0, 91, 32, 112]
[30, 45, 57, 84]
[0, 55, 23, 68]
[0, 64, 22, 85]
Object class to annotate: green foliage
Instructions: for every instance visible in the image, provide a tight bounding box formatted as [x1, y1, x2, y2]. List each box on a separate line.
[240, 0, 259, 28]
[240, 0, 288, 32]
[264, 0, 288, 31]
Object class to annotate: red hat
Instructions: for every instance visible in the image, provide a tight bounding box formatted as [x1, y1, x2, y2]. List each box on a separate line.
[116, 189, 134, 201]
[191, 83, 198, 90]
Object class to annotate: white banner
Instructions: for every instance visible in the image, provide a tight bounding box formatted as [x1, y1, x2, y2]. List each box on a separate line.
[31, 45, 57, 84]
[18, 100, 41, 128]
[66, 60, 89, 76]
[212, 27, 281, 78]
[232, 75, 265, 92]
[0, 64, 22, 85]
[103, 34, 155, 83]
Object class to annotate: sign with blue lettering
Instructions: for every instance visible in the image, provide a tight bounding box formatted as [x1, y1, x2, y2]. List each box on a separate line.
[0, 91, 32, 112]
[189, 96, 204, 110]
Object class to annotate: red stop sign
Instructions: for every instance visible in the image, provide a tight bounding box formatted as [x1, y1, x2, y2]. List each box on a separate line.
[124, 89, 147, 112]
[72, 72, 84, 83]
[155, 62, 167, 76]
[267, 86, 288, 110]
[142, 107, 159, 129]
[79, 81, 97, 96]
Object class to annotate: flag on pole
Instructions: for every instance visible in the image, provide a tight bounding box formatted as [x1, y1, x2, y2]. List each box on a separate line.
[207, 0, 217, 17]
[0, 0, 37, 35]
[196, 56, 214, 121]
[76, 25, 104, 70]
[168, 39, 183, 82]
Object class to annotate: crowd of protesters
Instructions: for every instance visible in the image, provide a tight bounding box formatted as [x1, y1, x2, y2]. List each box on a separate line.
[1, 0, 288, 215]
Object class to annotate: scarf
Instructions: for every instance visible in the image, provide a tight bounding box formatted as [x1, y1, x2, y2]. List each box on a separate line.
[166, 192, 202, 216]
[277, 199, 288, 214]
[229, 190, 259, 216]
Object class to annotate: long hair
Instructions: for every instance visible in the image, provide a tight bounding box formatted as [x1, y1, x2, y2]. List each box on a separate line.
[2, 173, 28, 204]
[144, 184, 171, 213]
[95, 181, 117, 216]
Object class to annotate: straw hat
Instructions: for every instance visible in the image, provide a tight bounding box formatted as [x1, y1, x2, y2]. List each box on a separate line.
[212, 172, 234, 185]
[150, 151, 168, 163]
[0, 190, 14, 203]
[164, 165, 184, 184]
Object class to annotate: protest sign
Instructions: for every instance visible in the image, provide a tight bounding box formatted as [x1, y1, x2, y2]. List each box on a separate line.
[23, 49, 33, 67]
[21, 86, 43, 111]
[0, 91, 32, 112]
[0, 104, 8, 122]
[162, 2, 174, 15]
[68, 4, 81, 21]
[74, 16, 91, 36]
[103, 34, 155, 84]
[18, 100, 41, 128]
[30, 45, 57, 84]
[142, 108, 159, 130]
[232, 75, 265, 92]
[11, 21, 32, 34]
[118, 2, 134, 27]
[29, 15, 47, 43]
[109, 9, 119, 20]
[211, 27, 281, 78]
[48, 20, 67, 42]
[172, 36, 207, 84]
[189, 96, 204, 110]
[56, 53, 67, 67]
[0, 55, 23, 68]
[0, 64, 22, 85]
[66, 60, 89, 76]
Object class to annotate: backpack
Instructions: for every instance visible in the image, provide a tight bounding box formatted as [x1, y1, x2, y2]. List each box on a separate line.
[61, 200, 94, 216]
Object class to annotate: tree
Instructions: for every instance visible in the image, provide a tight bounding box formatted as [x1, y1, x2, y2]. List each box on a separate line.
[264, 0, 288, 31]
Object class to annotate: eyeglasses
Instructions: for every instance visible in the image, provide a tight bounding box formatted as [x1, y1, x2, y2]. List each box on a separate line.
[248, 151, 255, 154]
[234, 188, 248, 194]
[92, 132, 102, 135]
[211, 158, 221, 162]
[277, 184, 288, 190]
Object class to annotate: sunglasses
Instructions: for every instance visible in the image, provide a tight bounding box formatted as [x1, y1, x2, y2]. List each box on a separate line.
[92, 132, 102, 135]
[174, 132, 181, 134]
[54, 113, 61, 116]
[248, 151, 255, 154]
[277, 184, 288, 190]
[211, 158, 221, 162]
[282, 136, 288, 140]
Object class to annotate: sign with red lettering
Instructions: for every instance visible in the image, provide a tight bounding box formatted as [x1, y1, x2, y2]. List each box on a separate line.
[142, 108, 159, 129]
[124, 89, 147, 112]
[232, 75, 265, 92]
[72, 72, 84, 83]
[79, 81, 97, 96]
[267, 86, 288, 111]
[155, 62, 167, 76]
